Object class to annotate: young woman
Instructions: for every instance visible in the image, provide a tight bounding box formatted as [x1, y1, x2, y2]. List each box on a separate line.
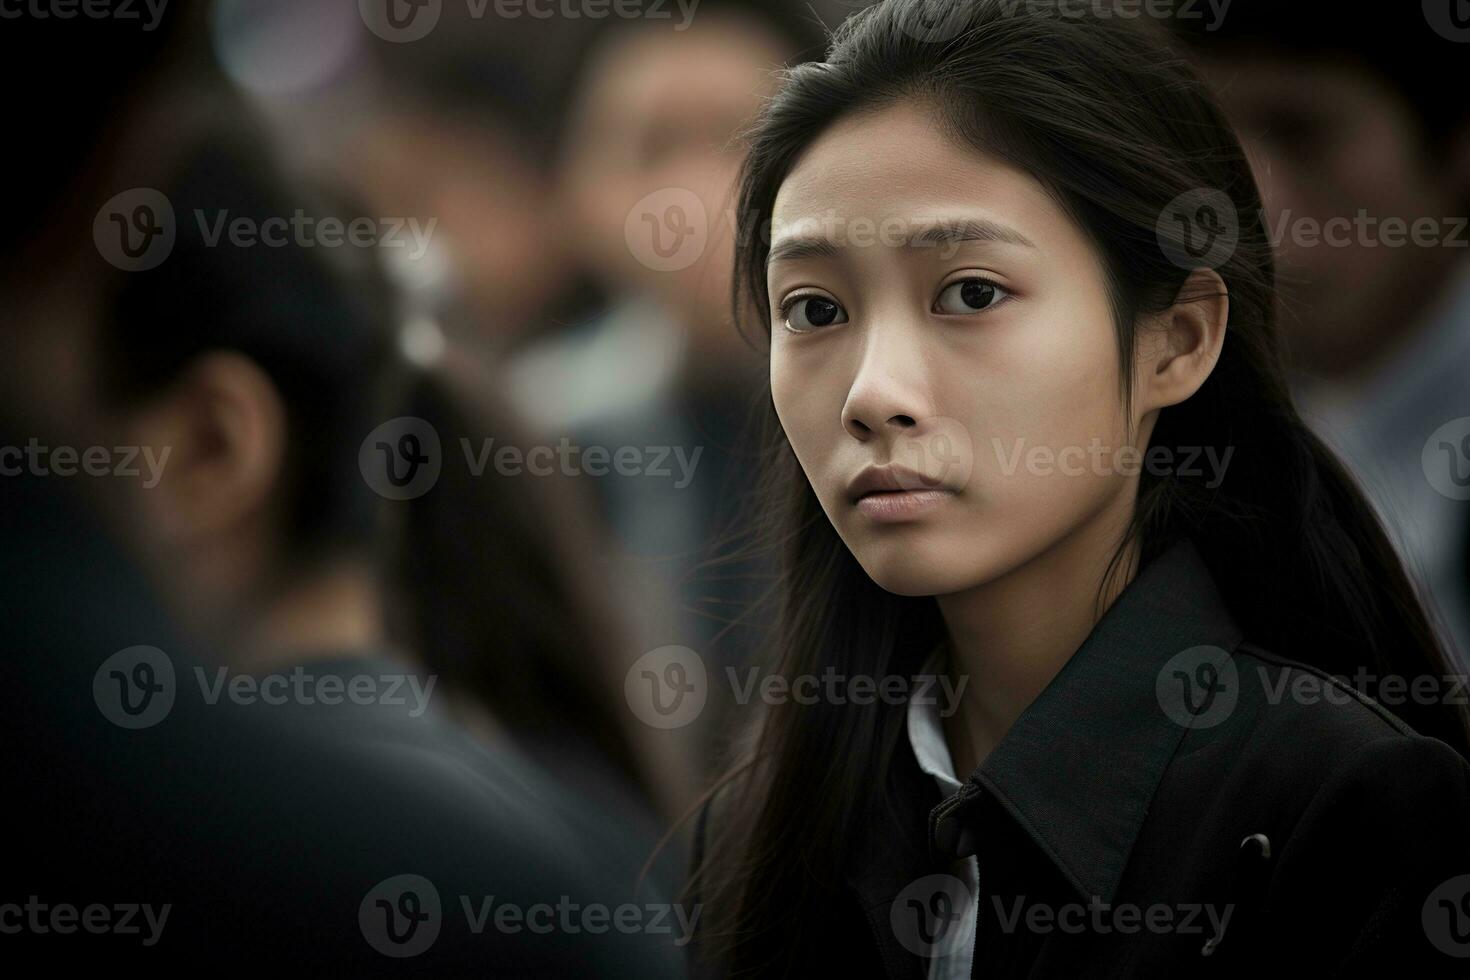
[688, 1, 1470, 976]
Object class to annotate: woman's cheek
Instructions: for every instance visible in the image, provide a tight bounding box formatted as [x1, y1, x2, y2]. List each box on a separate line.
[958, 315, 1125, 511]
[771, 352, 832, 486]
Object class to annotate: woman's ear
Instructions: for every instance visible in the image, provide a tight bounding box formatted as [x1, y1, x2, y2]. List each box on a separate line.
[127, 351, 287, 547]
[1135, 267, 1229, 414]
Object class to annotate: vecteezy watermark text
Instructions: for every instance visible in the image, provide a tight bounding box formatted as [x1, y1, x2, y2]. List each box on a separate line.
[992, 437, 1234, 488]
[358, 0, 700, 43]
[359, 417, 706, 500]
[987, 895, 1233, 937]
[727, 666, 968, 715]
[94, 188, 437, 271]
[359, 874, 700, 958]
[623, 646, 971, 729]
[195, 665, 436, 717]
[0, 0, 168, 30]
[0, 439, 169, 487]
[0, 897, 170, 946]
[93, 646, 438, 729]
[462, 437, 702, 488]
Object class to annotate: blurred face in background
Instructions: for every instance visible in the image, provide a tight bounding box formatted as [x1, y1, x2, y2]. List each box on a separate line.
[559, 14, 790, 372]
[1197, 50, 1470, 381]
[348, 107, 562, 345]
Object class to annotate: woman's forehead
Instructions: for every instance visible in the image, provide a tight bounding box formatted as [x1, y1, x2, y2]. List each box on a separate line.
[770, 103, 1066, 247]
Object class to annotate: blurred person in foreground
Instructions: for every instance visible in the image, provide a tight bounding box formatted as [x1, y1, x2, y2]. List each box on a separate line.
[510, 0, 825, 794]
[0, 9, 685, 971]
[1177, 5, 1470, 663]
[101, 120, 677, 896]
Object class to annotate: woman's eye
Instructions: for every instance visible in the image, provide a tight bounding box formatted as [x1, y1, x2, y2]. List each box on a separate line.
[781, 295, 848, 332]
[934, 278, 1009, 315]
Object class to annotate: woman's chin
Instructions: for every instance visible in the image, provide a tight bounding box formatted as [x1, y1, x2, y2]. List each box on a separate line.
[857, 554, 973, 598]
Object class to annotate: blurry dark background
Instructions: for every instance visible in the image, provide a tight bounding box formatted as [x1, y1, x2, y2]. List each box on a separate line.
[1, 0, 1467, 967]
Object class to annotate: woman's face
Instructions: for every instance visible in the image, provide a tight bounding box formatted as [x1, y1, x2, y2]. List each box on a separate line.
[768, 101, 1143, 597]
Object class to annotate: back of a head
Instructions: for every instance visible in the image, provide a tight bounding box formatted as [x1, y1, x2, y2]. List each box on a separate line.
[100, 124, 397, 567]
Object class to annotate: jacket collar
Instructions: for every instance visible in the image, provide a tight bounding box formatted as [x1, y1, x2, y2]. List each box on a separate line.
[842, 536, 1246, 977]
[969, 534, 1244, 904]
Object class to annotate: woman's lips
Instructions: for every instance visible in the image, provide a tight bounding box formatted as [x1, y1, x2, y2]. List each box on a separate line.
[853, 488, 955, 522]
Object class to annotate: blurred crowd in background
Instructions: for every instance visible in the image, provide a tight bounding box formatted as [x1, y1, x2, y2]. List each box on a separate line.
[2, 0, 1467, 969]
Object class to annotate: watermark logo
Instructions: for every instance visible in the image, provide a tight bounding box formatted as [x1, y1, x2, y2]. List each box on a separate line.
[625, 645, 707, 729]
[95, 190, 437, 269]
[1156, 645, 1238, 729]
[1157, 188, 1238, 271]
[94, 649, 437, 727]
[891, 416, 976, 494]
[361, 0, 699, 39]
[359, 0, 442, 41]
[360, 417, 443, 500]
[626, 188, 708, 272]
[891, 874, 971, 957]
[360, 421, 705, 499]
[1425, 874, 1470, 956]
[1424, 0, 1470, 42]
[626, 651, 969, 729]
[359, 875, 701, 955]
[1423, 417, 1470, 500]
[361, 874, 442, 957]
[94, 188, 176, 271]
[895, 0, 970, 43]
[190, 209, 437, 258]
[93, 646, 176, 729]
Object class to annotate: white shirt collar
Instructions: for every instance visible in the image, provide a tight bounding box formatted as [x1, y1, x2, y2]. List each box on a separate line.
[907, 647, 965, 797]
[905, 645, 979, 980]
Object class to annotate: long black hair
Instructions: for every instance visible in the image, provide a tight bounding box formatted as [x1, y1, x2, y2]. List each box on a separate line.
[691, 0, 1470, 973]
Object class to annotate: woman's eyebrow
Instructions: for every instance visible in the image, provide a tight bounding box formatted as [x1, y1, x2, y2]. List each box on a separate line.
[766, 217, 1036, 265]
[765, 234, 841, 265]
[913, 218, 1036, 249]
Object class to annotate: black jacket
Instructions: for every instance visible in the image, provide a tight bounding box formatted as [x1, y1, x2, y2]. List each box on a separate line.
[694, 537, 1470, 977]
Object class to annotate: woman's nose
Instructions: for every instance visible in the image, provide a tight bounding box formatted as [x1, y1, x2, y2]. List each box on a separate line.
[843, 406, 918, 441]
[840, 327, 933, 442]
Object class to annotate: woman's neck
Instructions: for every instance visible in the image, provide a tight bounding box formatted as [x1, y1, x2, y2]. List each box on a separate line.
[196, 561, 390, 674]
[935, 500, 1139, 781]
